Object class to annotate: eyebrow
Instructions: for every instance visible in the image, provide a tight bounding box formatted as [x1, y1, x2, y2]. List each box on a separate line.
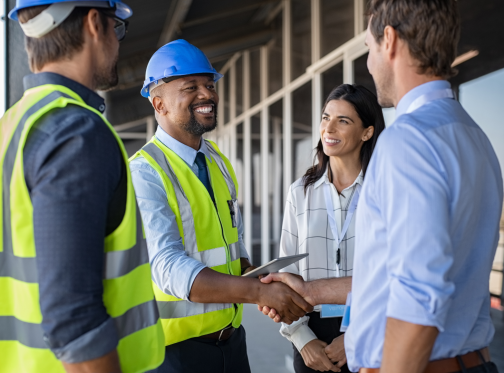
[182, 78, 214, 85]
[323, 113, 355, 123]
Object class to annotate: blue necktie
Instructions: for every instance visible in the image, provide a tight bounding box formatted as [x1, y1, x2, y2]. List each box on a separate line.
[194, 152, 215, 202]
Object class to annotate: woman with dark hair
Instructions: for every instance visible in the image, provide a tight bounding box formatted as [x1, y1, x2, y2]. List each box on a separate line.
[278, 84, 385, 373]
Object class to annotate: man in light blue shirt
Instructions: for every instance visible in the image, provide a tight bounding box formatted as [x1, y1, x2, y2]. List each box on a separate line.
[260, 1, 502, 372]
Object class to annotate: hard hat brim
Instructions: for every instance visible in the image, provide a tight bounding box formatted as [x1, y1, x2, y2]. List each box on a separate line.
[9, 0, 133, 21]
[140, 71, 223, 98]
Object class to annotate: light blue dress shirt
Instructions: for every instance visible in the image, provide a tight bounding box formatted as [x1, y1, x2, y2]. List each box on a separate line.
[346, 80, 503, 371]
[130, 126, 249, 301]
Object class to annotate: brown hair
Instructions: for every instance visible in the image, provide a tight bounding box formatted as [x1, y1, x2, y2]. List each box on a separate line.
[303, 84, 385, 193]
[18, 5, 109, 72]
[367, 0, 460, 79]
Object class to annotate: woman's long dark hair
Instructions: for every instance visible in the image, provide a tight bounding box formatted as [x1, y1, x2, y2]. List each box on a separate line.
[303, 84, 385, 193]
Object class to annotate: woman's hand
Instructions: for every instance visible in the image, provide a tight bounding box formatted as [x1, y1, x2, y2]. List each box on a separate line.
[324, 334, 347, 369]
[300, 339, 341, 372]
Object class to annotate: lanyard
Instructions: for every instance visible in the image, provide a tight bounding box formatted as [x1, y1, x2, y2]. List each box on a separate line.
[324, 182, 361, 268]
[406, 88, 454, 114]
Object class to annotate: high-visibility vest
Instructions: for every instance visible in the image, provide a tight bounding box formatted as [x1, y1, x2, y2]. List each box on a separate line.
[0, 84, 165, 373]
[131, 137, 243, 346]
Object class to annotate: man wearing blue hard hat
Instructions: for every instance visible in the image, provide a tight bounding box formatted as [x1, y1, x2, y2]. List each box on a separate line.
[130, 39, 312, 373]
[0, 1, 165, 373]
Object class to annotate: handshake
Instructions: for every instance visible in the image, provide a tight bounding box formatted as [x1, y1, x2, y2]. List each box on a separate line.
[254, 272, 347, 372]
[254, 272, 316, 324]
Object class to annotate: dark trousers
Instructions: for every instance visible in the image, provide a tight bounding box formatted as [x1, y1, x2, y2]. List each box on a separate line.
[293, 312, 351, 373]
[148, 325, 251, 373]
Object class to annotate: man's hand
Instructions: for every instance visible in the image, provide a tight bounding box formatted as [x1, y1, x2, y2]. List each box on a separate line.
[300, 339, 340, 372]
[324, 334, 346, 369]
[259, 272, 312, 322]
[257, 281, 313, 324]
[261, 272, 313, 304]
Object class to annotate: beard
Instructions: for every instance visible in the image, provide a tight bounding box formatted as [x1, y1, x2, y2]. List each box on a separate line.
[183, 101, 218, 136]
[94, 45, 119, 91]
[373, 63, 395, 108]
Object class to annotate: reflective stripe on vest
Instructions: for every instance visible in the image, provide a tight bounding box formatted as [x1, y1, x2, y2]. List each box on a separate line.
[138, 140, 243, 345]
[0, 85, 164, 373]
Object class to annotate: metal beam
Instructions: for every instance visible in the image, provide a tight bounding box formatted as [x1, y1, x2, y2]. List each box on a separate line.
[229, 61, 237, 169]
[311, 0, 321, 63]
[283, 0, 293, 205]
[158, 0, 193, 47]
[243, 50, 253, 259]
[182, 1, 277, 29]
[260, 45, 270, 264]
[312, 73, 322, 147]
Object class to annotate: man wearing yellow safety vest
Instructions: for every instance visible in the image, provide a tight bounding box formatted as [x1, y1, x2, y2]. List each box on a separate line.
[0, 1, 165, 372]
[130, 39, 313, 373]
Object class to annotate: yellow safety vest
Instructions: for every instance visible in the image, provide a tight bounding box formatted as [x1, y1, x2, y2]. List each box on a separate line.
[0, 84, 165, 373]
[131, 137, 243, 346]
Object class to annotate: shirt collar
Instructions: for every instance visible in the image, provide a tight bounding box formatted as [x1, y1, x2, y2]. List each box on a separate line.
[395, 80, 451, 119]
[155, 126, 212, 166]
[314, 166, 363, 192]
[23, 72, 106, 113]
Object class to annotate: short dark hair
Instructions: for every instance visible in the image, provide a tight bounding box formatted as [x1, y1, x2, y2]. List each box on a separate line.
[367, 0, 460, 79]
[18, 6, 109, 72]
[302, 84, 386, 193]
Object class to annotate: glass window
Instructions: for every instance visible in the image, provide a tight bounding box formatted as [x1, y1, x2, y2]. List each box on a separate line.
[292, 83, 313, 180]
[236, 56, 243, 116]
[321, 0, 354, 57]
[269, 100, 283, 258]
[353, 53, 376, 96]
[236, 123, 244, 207]
[291, 0, 311, 81]
[268, 12, 283, 96]
[223, 72, 230, 124]
[322, 62, 343, 102]
[250, 49, 261, 107]
[251, 114, 262, 264]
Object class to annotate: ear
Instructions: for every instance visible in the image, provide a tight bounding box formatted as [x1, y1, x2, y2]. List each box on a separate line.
[82, 9, 103, 42]
[152, 96, 168, 116]
[382, 25, 398, 61]
[362, 126, 374, 142]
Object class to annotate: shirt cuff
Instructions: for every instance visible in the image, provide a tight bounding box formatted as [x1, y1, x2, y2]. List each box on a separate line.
[279, 316, 318, 352]
[386, 277, 452, 332]
[48, 317, 118, 364]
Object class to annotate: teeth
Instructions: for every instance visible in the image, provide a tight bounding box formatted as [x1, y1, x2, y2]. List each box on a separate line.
[194, 105, 213, 114]
[325, 138, 340, 144]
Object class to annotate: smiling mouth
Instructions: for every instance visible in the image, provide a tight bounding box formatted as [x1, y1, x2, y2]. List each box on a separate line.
[324, 137, 341, 144]
[193, 105, 214, 114]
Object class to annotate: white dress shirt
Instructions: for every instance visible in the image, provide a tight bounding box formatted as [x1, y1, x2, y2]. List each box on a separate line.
[278, 169, 363, 351]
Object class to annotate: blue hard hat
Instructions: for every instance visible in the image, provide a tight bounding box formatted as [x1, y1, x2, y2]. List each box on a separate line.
[8, 0, 132, 21]
[141, 39, 223, 98]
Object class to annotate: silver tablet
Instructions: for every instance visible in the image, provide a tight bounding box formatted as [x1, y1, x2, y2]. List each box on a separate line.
[242, 253, 309, 278]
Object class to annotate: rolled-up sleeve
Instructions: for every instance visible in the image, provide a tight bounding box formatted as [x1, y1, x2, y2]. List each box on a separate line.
[378, 124, 455, 331]
[130, 159, 206, 301]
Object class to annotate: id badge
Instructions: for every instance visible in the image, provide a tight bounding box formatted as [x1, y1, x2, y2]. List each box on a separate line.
[227, 199, 238, 228]
[321, 304, 345, 318]
[340, 292, 352, 332]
